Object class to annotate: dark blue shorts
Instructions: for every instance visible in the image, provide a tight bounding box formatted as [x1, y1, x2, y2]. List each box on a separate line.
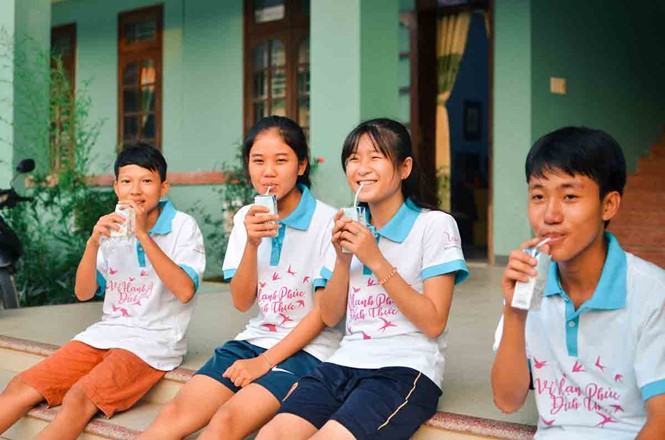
[278, 362, 442, 440]
[196, 340, 320, 402]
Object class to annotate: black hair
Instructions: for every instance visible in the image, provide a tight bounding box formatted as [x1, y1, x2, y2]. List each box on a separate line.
[341, 118, 439, 211]
[526, 126, 626, 198]
[242, 116, 311, 188]
[114, 142, 167, 182]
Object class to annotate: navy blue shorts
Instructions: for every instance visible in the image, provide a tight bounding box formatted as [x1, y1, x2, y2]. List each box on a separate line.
[278, 362, 442, 440]
[196, 340, 320, 402]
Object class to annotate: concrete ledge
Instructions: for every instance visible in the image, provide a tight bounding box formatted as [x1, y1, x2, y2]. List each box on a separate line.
[2, 335, 535, 439]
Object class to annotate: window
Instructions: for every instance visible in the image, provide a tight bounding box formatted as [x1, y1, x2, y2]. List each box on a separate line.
[50, 23, 77, 172]
[51, 24, 77, 89]
[118, 5, 163, 150]
[245, 0, 310, 136]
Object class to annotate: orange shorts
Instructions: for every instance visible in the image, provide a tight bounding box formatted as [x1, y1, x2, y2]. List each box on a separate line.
[18, 340, 165, 417]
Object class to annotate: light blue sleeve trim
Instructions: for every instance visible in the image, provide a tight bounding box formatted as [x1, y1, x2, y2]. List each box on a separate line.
[641, 378, 665, 401]
[320, 266, 333, 281]
[179, 264, 200, 292]
[223, 269, 237, 282]
[421, 259, 469, 284]
[313, 278, 327, 289]
[95, 270, 106, 297]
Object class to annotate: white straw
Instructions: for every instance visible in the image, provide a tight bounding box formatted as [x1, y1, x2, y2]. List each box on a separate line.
[265, 186, 271, 195]
[353, 183, 364, 207]
[535, 237, 551, 249]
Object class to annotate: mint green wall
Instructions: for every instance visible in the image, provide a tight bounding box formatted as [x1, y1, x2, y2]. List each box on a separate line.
[531, 0, 665, 171]
[492, 0, 532, 258]
[52, 0, 244, 175]
[0, 0, 50, 183]
[493, 0, 665, 259]
[310, 0, 399, 207]
[52, 0, 243, 276]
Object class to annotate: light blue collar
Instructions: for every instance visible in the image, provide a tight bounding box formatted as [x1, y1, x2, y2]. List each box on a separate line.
[278, 184, 316, 231]
[150, 200, 177, 235]
[366, 198, 421, 243]
[544, 232, 627, 310]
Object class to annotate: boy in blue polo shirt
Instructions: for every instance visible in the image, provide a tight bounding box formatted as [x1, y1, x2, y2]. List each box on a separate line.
[492, 127, 665, 439]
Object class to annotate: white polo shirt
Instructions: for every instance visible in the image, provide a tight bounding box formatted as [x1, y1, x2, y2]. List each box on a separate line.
[74, 201, 206, 371]
[223, 185, 342, 361]
[494, 233, 665, 439]
[321, 199, 468, 387]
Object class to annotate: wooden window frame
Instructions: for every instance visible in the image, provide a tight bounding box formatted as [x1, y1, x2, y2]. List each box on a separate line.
[117, 4, 163, 150]
[51, 23, 77, 89]
[243, 0, 310, 134]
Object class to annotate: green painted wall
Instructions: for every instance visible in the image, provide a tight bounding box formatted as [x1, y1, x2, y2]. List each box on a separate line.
[0, 0, 50, 183]
[310, 0, 399, 208]
[493, 0, 665, 259]
[52, 0, 244, 276]
[492, 0, 532, 258]
[531, 0, 665, 171]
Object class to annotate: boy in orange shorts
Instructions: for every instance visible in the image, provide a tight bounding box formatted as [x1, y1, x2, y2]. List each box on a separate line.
[0, 143, 206, 439]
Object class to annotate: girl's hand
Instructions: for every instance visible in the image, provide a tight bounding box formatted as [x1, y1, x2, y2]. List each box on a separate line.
[245, 205, 280, 247]
[339, 220, 383, 269]
[331, 210, 353, 265]
[222, 356, 272, 388]
[501, 237, 551, 312]
[89, 212, 125, 246]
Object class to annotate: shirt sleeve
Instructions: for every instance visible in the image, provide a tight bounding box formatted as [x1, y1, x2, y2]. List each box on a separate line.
[95, 246, 108, 297]
[222, 206, 249, 281]
[172, 216, 207, 293]
[314, 216, 336, 289]
[420, 212, 469, 284]
[635, 293, 665, 402]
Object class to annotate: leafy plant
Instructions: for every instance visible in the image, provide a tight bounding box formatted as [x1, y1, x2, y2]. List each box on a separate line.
[0, 31, 114, 306]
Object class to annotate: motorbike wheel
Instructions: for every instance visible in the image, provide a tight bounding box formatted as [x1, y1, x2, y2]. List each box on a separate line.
[0, 267, 20, 309]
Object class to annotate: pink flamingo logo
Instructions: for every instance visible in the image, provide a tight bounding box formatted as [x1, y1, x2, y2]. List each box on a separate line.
[111, 304, 130, 317]
[572, 360, 584, 373]
[272, 272, 281, 281]
[279, 313, 294, 325]
[302, 276, 310, 283]
[262, 323, 278, 332]
[258, 281, 267, 288]
[533, 357, 548, 369]
[367, 278, 378, 287]
[378, 317, 397, 332]
[594, 356, 606, 372]
[360, 331, 372, 340]
[614, 374, 623, 383]
[540, 416, 555, 427]
[109, 267, 119, 275]
[295, 299, 305, 307]
[595, 412, 618, 428]
[287, 265, 297, 276]
[609, 404, 624, 412]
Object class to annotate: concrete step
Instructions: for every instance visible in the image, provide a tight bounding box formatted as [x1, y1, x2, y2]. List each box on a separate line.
[0, 336, 536, 440]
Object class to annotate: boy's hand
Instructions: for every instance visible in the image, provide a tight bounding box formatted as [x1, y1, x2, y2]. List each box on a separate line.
[245, 205, 280, 247]
[89, 212, 125, 247]
[331, 210, 353, 265]
[222, 356, 272, 388]
[501, 237, 551, 312]
[118, 200, 148, 237]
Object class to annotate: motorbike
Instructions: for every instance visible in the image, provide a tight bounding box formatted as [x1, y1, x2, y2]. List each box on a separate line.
[0, 158, 35, 309]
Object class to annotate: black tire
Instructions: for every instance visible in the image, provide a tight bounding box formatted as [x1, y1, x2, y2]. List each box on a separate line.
[0, 268, 20, 309]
